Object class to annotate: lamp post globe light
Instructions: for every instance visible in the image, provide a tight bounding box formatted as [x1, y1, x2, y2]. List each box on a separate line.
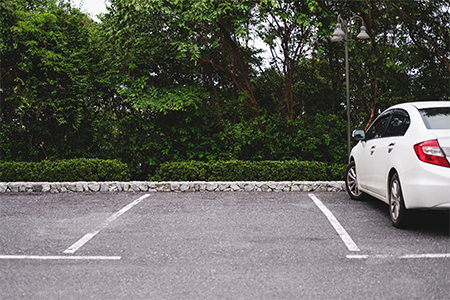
[331, 14, 370, 155]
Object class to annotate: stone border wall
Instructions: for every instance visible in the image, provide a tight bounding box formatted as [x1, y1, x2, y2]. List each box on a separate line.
[0, 181, 345, 193]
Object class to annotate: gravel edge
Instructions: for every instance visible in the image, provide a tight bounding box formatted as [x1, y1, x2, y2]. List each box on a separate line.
[0, 181, 345, 193]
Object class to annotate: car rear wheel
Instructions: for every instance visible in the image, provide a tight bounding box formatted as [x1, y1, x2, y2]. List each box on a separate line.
[345, 161, 364, 200]
[389, 173, 412, 228]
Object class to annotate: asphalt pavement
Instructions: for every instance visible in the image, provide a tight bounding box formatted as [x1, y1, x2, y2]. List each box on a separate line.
[1, 191, 449, 299]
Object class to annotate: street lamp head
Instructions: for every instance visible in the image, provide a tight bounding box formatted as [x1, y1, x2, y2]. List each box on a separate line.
[356, 26, 370, 40]
[332, 23, 346, 37]
[331, 35, 344, 42]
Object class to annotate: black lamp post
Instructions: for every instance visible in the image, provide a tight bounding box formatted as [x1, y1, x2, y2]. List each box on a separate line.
[331, 14, 370, 155]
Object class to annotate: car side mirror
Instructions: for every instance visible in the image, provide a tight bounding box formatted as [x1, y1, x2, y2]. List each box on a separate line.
[352, 129, 366, 141]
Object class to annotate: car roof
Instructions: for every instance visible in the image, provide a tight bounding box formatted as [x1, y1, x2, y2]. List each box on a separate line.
[390, 101, 450, 110]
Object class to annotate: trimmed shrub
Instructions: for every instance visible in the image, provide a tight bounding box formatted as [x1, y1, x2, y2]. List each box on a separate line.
[0, 159, 130, 182]
[151, 160, 346, 182]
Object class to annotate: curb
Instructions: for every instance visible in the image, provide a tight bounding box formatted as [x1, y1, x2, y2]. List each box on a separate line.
[0, 181, 345, 193]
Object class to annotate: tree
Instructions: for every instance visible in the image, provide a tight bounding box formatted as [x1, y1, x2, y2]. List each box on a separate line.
[316, 0, 449, 130]
[1, 0, 100, 160]
[257, 0, 325, 119]
[97, 0, 208, 114]
[388, 0, 450, 100]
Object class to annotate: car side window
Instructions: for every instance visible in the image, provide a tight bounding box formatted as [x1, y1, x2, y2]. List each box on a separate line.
[365, 114, 391, 140]
[384, 109, 410, 137]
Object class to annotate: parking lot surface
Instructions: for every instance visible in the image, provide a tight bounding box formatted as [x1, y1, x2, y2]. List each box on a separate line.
[1, 192, 449, 299]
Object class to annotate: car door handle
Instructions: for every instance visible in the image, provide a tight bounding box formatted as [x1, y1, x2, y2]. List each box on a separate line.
[388, 142, 396, 153]
[370, 145, 376, 155]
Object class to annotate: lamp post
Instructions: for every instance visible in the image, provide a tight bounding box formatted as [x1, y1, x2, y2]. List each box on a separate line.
[331, 14, 370, 156]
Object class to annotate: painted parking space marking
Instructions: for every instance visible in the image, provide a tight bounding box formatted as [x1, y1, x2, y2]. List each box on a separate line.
[347, 253, 450, 259]
[63, 194, 151, 254]
[308, 193, 360, 252]
[400, 253, 450, 259]
[0, 255, 121, 260]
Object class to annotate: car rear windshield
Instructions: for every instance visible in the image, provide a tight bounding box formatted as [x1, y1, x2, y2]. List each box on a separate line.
[419, 107, 450, 129]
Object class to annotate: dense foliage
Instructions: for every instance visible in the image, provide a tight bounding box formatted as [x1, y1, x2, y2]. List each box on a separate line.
[2, 0, 449, 180]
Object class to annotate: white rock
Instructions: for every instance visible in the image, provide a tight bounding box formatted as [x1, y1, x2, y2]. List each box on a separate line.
[206, 183, 218, 191]
[89, 183, 100, 192]
[244, 183, 255, 191]
[180, 183, 190, 192]
[42, 183, 51, 192]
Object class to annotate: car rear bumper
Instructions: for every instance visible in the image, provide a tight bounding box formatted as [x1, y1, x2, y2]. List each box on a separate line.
[400, 163, 450, 209]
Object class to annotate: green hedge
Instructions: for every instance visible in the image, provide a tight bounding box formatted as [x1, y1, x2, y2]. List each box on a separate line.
[0, 159, 130, 182]
[1, 159, 346, 182]
[151, 160, 346, 182]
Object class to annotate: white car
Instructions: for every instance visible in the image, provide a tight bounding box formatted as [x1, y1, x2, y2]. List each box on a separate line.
[345, 101, 450, 228]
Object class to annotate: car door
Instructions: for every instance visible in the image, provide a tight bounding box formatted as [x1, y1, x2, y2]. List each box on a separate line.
[369, 109, 411, 197]
[356, 112, 392, 190]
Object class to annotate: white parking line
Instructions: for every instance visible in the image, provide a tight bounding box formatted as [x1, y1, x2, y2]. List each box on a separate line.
[308, 194, 360, 252]
[63, 194, 151, 254]
[347, 254, 450, 259]
[400, 253, 450, 259]
[0, 255, 121, 260]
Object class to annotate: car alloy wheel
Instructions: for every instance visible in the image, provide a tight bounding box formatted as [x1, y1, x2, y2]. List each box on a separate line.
[345, 161, 363, 200]
[389, 173, 411, 228]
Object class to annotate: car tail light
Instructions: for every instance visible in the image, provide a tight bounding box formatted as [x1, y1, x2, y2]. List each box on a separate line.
[414, 140, 450, 168]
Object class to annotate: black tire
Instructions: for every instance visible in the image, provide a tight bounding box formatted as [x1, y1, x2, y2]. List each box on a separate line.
[389, 173, 412, 228]
[345, 161, 364, 200]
